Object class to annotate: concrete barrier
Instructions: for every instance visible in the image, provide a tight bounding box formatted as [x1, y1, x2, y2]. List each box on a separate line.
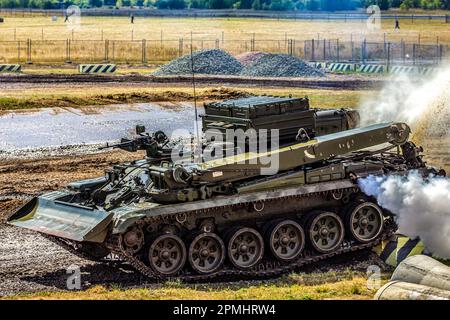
[372, 234, 425, 267]
[391, 255, 450, 292]
[328, 63, 355, 72]
[375, 281, 450, 300]
[78, 64, 116, 74]
[0, 64, 21, 73]
[357, 64, 385, 73]
[389, 65, 438, 76]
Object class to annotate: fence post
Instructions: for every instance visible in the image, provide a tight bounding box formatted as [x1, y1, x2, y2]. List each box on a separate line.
[361, 39, 366, 64]
[401, 40, 405, 64]
[179, 38, 183, 57]
[26, 38, 32, 64]
[17, 40, 20, 64]
[142, 39, 146, 64]
[412, 43, 416, 65]
[251, 33, 255, 51]
[112, 41, 115, 63]
[386, 42, 390, 72]
[336, 39, 340, 62]
[105, 40, 109, 63]
[351, 39, 354, 62]
[65, 39, 72, 64]
[215, 39, 219, 49]
[436, 43, 440, 65]
[323, 38, 326, 61]
[303, 40, 306, 60]
[311, 39, 315, 61]
[446, 14, 449, 23]
[65, 39, 69, 63]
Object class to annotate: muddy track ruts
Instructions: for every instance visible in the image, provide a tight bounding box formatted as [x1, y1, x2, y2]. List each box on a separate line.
[0, 74, 383, 90]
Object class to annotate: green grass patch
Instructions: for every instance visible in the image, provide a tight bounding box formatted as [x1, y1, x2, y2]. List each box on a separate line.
[5, 269, 387, 300]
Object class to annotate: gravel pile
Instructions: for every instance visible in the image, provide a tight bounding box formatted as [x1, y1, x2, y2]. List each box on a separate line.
[240, 53, 324, 78]
[153, 49, 243, 76]
[235, 52, 268, 66]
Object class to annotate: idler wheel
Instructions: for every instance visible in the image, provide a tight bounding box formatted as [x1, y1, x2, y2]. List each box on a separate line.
[267, 220, 305, 262]
[307, 212, 344, 254]
[227, 227, 264, 270]
[346, 202, 384, 243]
[121, 227, 144, 254]
[188, 233, 225, 274]
[148, 234, 186, 276]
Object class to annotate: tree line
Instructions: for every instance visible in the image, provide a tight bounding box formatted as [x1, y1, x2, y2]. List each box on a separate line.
[0, 0, 449, 11]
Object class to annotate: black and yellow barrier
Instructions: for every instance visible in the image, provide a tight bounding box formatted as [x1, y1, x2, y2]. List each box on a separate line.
[78, 64, 116, 74]
[0, 64, 21, 73]
[373, 234, 425, 267]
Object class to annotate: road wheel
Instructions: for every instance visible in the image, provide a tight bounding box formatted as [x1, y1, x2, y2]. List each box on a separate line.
[346, 202, 384, 243]
[148, 233, 186, 276]
[307, 211, 344, 254]
[266, 219, 305, 262]
[188, 232, 225, 274]
[227, 227, 264, 270]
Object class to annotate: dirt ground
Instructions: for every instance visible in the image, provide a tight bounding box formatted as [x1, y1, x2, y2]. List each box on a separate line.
[0, 150, 145, 296]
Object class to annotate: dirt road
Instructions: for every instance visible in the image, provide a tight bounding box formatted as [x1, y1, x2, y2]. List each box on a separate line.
[0, 73, 384, 90]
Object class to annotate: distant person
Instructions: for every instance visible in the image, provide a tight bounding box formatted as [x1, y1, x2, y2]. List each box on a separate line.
[64, 10, 75, 23]
[130, 14, 135, 24]
[395, 17, 400, 30]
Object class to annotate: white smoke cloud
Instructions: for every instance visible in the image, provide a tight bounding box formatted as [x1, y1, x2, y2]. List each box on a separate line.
[359, 65, 450, 133]
[358, 171, 450, 259]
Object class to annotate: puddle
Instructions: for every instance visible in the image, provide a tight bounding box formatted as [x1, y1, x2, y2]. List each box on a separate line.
[0, 103, 203, 153]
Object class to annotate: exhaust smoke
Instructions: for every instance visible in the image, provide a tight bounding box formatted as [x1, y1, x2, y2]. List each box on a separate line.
[357, 66, 450, 258]
[359, 65, 450, 139]
[358, 172, 450, 259]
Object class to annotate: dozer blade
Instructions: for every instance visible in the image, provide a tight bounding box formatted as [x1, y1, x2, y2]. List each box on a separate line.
[7, 196, 113, 243]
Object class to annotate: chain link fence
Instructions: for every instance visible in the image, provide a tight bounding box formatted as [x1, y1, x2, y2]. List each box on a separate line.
[0, 38, 448, 65]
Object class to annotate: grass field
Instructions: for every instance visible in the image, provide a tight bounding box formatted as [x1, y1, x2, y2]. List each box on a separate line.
[5, 270, 389, 300]
[0, 85, 369, 111]
[0, 16, 449, 44]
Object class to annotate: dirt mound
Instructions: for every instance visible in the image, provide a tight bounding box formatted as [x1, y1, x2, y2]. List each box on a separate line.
[235, 52, 268, 66]
[240, 53, 324, 78]
[153, 49, 243, 76]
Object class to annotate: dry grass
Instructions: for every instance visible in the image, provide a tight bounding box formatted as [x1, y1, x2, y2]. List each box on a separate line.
[0, 16, 449, 44]
[5, 270, 387, 300]
[0, 16, 448, 64]
[0, 85, 369, 111]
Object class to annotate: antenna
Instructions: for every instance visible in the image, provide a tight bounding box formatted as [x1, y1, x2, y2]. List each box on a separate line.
[190, 32, 201, 162]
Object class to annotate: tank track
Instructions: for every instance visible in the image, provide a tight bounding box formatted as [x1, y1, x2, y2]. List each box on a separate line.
[43, 220, 395, 282]
[42, 233, 116, 263]
[42, 212, 395, 282]
[104, 223, 395, 282]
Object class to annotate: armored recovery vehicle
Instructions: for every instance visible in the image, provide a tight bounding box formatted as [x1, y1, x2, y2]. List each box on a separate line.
[8, 96, 443, 281]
